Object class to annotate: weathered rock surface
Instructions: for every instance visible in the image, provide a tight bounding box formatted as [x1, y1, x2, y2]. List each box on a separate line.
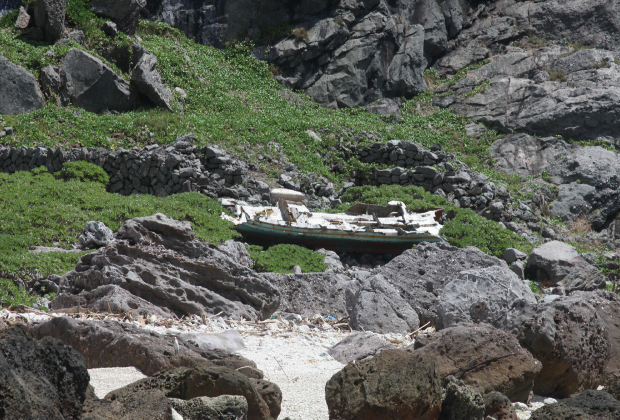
[169, 395, 248, 420]
[79, 221, 115, 249]
[0, 324, 90, 420]
[82, 387, 175, 420]
[91, 0, 145, 34]
[219, 240, 253, 268]
[60, 48, 133, 113]
[439, 375, 485, 420]
[530, 390, 620, 420]
[0, 55, 45, 115]
[559, 264, 607, 294]
[34, 0, 65, 42]
[327, 331, 395, 364]
[436, 266, 537, 329]
[325, 350, 442, 420]
[346, 242, 506, 333]
[58, 213, 280, 320]
[179, 329, 246, 354]
[488, 134, 577, 176]
[30, 316, 259, 377]
[252, 379, 281, 420]
[495, 290, 620, 397]
[525, 241, 587, 284]
[483, 392, 518, 420]
[130, 50, 173, 111]
[413, 324, 541, 402]
[106, 366, 273, 420]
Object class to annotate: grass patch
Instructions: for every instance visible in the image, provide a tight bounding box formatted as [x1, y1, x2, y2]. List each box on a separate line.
[54, 161, 110, 185]
[334, 185, 531, 258]
[0, 278, 52, 310]
[247, 244, 327, 274]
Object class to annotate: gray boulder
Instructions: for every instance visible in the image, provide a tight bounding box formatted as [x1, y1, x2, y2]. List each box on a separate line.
[365, 98, 401, 116]
[384, 25, 428, 98]
[434, 45, 489, 76]
[316, 248, 344, 272]
[327, 331, 395, 365]
[503, 248, 527, 265]
[170, 395, 248, 420]
[0, 56, 45, 115]
[91, 0, 146, 34]
[34, 0, 65, 42]
[59, 213, 280, 320]
[179, 330, 246, 353]
[440, 376, 485, 420]
[526, 241, 588, 284]
[60, 48, 133, 113]
[79, 221, 115, 249]
[218, 240, 253, 268]
[130, 50, 173, 111]
[559, 264, 607, 294]
[436, 266, 537, 330]
[489, 134, 577, 176]
[14, 6, 30, 29]
[530, 390, 620, 420]
[40, 65, 61, 100]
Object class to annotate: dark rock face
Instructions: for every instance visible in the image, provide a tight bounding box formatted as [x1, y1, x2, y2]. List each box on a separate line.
[439, 376, 485, 420]
[0, 0, 22, 16]
[525, 241, 587, 285]
[325, 350, 442, 420]
[0, 55, 45, 115]
[106, 366, 272, 420]
[483, 392, 518, 420]
[91, 0, 146, 34]
[435, 266, 537, 330]
[346, 242, 506, 333]
[57, 213, 280, 320]
[33, 0, 65, 42]
[30, 316, 260, 377]
[559, 264, 607, 294]
[495, 291, 620, 397]
[60, 48, 133, 113]
[252, 379, 281, 419]
[0, 324, 90, 420]
[130, 50, 173, 111]
[82, 387, 175, 420]
[529, 390, 620, 420]
[327, 331, 395, 364]
[413, 324, 541, 402]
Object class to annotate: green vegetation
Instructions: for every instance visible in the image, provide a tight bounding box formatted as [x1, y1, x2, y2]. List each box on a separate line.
[247, 244, 328, 274]
[529, 281, 544, 295]
[0, 169, 237, 283]
[334, 185, 532, 258]
[0, 278, 53, 310]
[54, 161, 110, 185]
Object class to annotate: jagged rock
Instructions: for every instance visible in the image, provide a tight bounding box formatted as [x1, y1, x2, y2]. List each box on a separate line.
[102, 21, 118, 37]
[327, 331, 395, 364]
[525, 241, 588, 284]
[503, 248, 527, 265]
[346, 242, 506, 333]
[59, 213, 280, 320]
[365, 98, 401, 116]
[14, 6, 30, 29]
[529, 390, 620, 420]
[130, 50, 173, 111]
[79, 221, 115, 249]
[31, 317, 259, 377]
[494, 291, 620, 397]
[325, 350, 442, 420]
[489, 134, 577, 176]
[91, 0, 145, 34]
[218, 240, 253, 268]
[252, 379, 281, 420]
[440, 376, 485, 420]
[82, 386, 175, 420]
[169, 395, 248, 420]
[559, 264, 607, 294]
[0, 55, 45, 115]
[0, 324, 90, 420]
[483, 392, 518, 420]
[40, 64, 61, 99]
[434, 45, 489, 75]
[384, 25, 428, 97]
[60, 48, 133, 113]
[436, 266, 537, 329]
[413, 324, 541, 402]
[34, 0, 65, 42]
[106, 366, 272, 420]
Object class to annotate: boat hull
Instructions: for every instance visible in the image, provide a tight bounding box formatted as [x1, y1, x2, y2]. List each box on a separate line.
[234, 220, 443, 254]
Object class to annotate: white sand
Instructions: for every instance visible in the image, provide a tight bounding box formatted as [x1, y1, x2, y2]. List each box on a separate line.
[88, 367, 148, 399]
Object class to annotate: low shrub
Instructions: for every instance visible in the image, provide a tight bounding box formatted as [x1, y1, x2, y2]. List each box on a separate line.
[54, 161, 110, 185]
[248, 244, 327, 274]
[0, 278, 50, 310]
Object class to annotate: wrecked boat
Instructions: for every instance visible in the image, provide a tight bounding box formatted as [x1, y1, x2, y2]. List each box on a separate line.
[221, 199, 444, 254]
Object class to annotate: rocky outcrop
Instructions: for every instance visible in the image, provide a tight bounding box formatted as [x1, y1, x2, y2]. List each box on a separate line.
[106, 366, 273, 420]
[60, 48, 133, 113]
[0, 324, 90, 420]
[529, 390, 620, 420]
[30, 316, 260, 377]
[346, 242, 506, 333]
[483, 392, 518, 420]
[57, 213, 280, 319]
[0, 56, 45, 115]
[79, 221, 115, 249]
[495, 290, 620, 397]
[325, 350, 442, 420]
[412, 324, 541, 402]
[170, 395, 249, 420]
[130, 49, 173, 111]
[82, 386, 176, 420]
[33, 0, 65, 42]
[526, 241, 588, 285]
[91, 0, 146, 34]
[327, 331, 395, 364]
[436, 266, 537, 329]
[439, 376, 485, 420]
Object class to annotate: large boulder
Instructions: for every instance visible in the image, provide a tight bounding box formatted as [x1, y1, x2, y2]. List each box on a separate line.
[60, 48, 133, 113]
[79, 221, 115, 249]
[346, 242, 506, 333]
[559, 264, 607, 294]
[130, 50, 173, 111]
[0, 324, 90, 420]
[106, 366, 272, 420]
[0, 55, 45, 115]
[30, 316, 259, 377]
[413, 324, 542, 402]
[34, 0, 65, 42]
[488, 133, 577, 176]
[436, 266, 537, 329]
[494, 290, 620, 397]
[325, 350, 442, 420]
[327, 331, 395, 364]
[58, 213, 280, 320]
[530, 390, 620, 420]
[91, 0, 146, 34]
[439, 376, 485, 420]
[525, 241, 588, 284]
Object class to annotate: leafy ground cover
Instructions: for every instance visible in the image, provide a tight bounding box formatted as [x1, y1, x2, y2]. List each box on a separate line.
[247, 244, 327, 273]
